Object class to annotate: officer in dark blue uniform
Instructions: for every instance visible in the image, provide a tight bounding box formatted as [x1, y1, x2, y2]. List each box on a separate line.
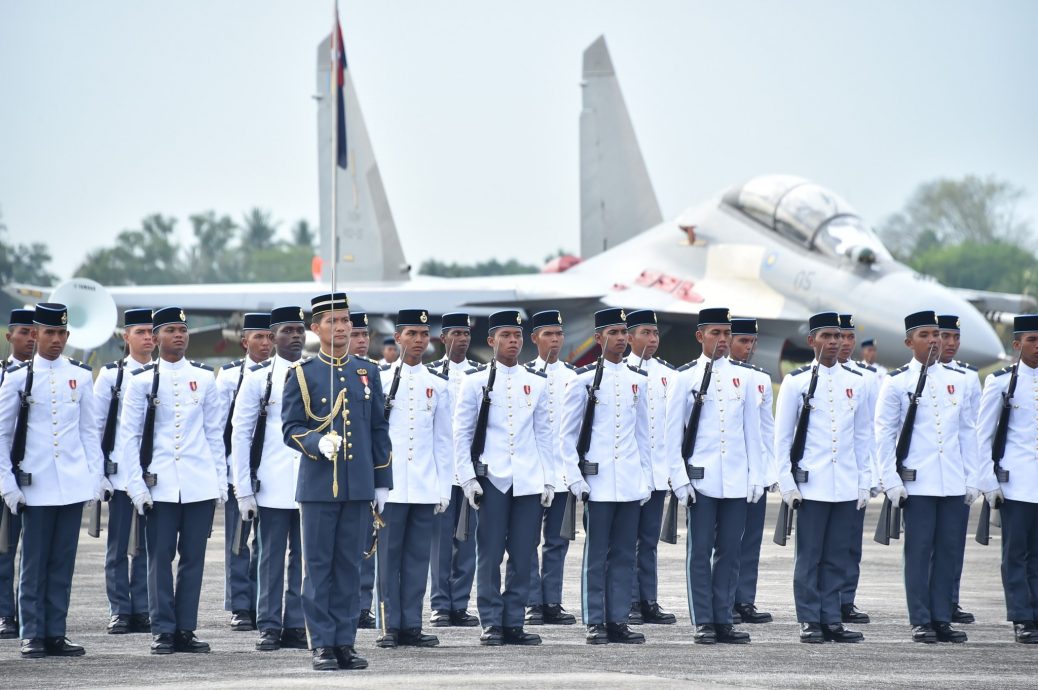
[347, 311, 378, 630]
[281, 293, 392, 672]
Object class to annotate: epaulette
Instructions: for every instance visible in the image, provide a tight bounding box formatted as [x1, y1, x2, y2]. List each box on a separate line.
[574, 363, 597, 375]
[526, 359, 539, 368]
[889, 365, 908, 377]
[943, 364, 965, 374]
[752, 364, 772, 377]
[249, 360, 271, 373]
[790, 364, 811, 376]
[653, 356, 676, 370]
[841, 364, 863, 377]
[429, 358, 445, 369]
[132, 363, 156, 375]
[563, 361, 577, 370]
[191, 360, 214, 371]
[4, 362, 28, 375]
[731, 360, 754, 371]
[426, 367, 449, 381]
[956, 359, 978, 372]
[104, 361, 120, 370]
[67, 358, 92, 372]
[855, 360, 877, 373]
[627, 364, 648, 376]
[379, 363, 391, 372]
[221, 358, 244, 371]
[994, 366, 1013, 377]
[525, 365, 548, 378]
[677, 361, 697, 372]
[466, 363, 489, 375]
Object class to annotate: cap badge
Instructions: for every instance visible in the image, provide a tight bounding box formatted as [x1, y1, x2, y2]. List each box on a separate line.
[516, 313, 522, 325]
[420, 311, 428, 323]
[619, 309, 626, 321]
[557, 312, 563, 324]
[298, 308, 305, 320]
[61, 311, 68, 325]
[179, 310, 186, 322]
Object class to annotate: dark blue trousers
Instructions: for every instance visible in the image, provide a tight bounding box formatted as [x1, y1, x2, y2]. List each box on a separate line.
[0, 509, 21, 617]
[951, 505, 969, 604]
[429, 484, 476, 612]
[999, 499, 1038, 622]
[527, 492, 570, 606]
[685, 495, 746, 625]
[105, 490, 149, 615]
[146, 500, 215, 634]
[223, 492, 257, 611]
[839, 503, 866, 606]
[377, 503, 434, 631]
[631, 489, 667, 603]
[359, 509, 375, 612]
[793, 500, 856, 624]
[735, 492, 767, 605]
[18, 504, 81, 639]
[477, 483, 541, 628]
[582, 500, 640, 625]
[902, 495, 969, 625]
[255, 506, 304, 632]
[299, 500, 367, 648]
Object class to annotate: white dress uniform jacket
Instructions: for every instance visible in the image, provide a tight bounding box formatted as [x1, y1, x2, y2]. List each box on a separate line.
[380, 362, 453, 504]
[664, 356, 763, 499]
[0, 356, 101, 505]
[215, 356, 264, 458]
[743, 363, 778, 488]
[559, 359, 652, 503]
[875, 359, 980, 496]
[121, 357, 226, 503]
[431, 357, 478, 486]
[230, 356, 301, 509]
[455, 363, 554, 497]
[774, 363, 873, 501]
[623, 355, 686, 492]
[93, 356, 153, 492]
[974, 362, 1038, 501]
[529, 357, 578, 489]
[850, 359, 882, 488]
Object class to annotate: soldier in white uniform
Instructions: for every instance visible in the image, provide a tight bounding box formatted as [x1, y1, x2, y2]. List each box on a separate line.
[0, 308, 36, 640]
[523, 310, 578, 627]
[215, 313, 273, 631]
[375, 309, 453, 648]
[93, 308, 154, 635]
[0, 303, 101, 659]
[974, 314, 1038, 644]
[123, 307, 226, 654]
[427, 312, 481, 628]
[230, 306, 308, 651]
[348, 311, 379, 631]
[455, 310, 554, 646]
[874, 310, 979, 644]
[664, 307, 762, 645]
[775, 312, 872, 643]
[561, 308, 657, 645]
[860, 338, 888, 377]
[728, 317, 777, 626]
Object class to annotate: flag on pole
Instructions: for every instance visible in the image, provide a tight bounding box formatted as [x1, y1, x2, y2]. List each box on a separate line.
[332, 8, 348, 169]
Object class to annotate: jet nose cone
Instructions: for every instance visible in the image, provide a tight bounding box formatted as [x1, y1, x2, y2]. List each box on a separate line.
[956, 307, 1007, 366]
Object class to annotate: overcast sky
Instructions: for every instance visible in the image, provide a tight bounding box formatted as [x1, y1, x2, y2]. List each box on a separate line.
[1, 0, 1036, 281]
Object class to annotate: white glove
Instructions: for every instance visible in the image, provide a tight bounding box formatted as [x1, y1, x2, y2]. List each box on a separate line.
[462, 479, 483, 509]
[673, 483, 693, 506]
[748, 485, 764, 504]
[375, 487, 389, 514]
[985, 488, 1005, 508]
[782, 488, 802, 508]
[434, 497, 450, 515]
[767, 482, 780, 493]
[569, 480, 591, 499]
[885, 486, 908, 506]
[964, 487, 980, 504]
[218, 485, 228, 507]
[541, 485, 555, 508]
[99, 477, 114, 502]
[3, 490, 25, 515]
[237, 494, 258, 521]
[318, 432, 343, 458]
[131, 491, 153, 516]
[857, 489, 870, 511]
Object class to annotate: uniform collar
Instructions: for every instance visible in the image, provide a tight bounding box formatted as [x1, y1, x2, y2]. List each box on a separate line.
[126, 354, 153, 368]
[811, 358, 840, 374]
[33, 354, 64, 370]
[534, 356, 560, 371]
[1019, 360, 1038, 376]
[601, 358, 626, 371]
[160, 356, 188, 370]
[698, 354, 728, 368]
[447, 357, 471, 370]
[318, 350, 350, 366]
[495, 361, 521, 374]
[400, 361, 426, 374]
[907, 358, 938, 373]
[247, 354, 266, 366]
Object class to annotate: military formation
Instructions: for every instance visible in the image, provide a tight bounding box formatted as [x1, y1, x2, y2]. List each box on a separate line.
[0, 296, 1036, 672]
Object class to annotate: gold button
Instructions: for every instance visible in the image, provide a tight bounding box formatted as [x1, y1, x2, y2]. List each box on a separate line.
[348, 454, 353, 460]
[347, 432, 352, 437]
[348, 443, 353, 448]
[340, 377, 345, 382]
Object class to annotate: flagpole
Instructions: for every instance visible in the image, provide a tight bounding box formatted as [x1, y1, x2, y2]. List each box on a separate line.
[329, 1, 340, 496]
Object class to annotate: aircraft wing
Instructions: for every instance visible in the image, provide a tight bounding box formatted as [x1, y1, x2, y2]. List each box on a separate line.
[949, 287, 1037, 324]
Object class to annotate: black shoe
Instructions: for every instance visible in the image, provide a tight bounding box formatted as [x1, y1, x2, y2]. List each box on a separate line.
[693, 624, 716, 645]
[607, 622, 645, 644]
[230, 609, 255, 631]
[799, 622, 824, 644]
[822, 623, 863, 643]
[280, 627, 308, 649]
[641, 601, 677, 625]
[334, 645, 368, 670]
[524, 604, 544, 626]
[429, 609, 452, 627]
[150, 633, 175, 655]
[542, 603, 576, 625]
[1014, 621, 1038, 644]
[912, 624, 937, 643]
[479, 625, 503, 646]
[933, 621, 967, 643]
[20, 638, 46, 659]
[256, 629, 281, 651]
[586, 623, 609, 645]
[399, 628, 439, 647]
[107, 614, 131, 634]
[173, 630, 210, 653]
[627, 602, 643, 625]
[732, 608, 742, 624]
[0, 616, 18, 639]
[734, 602, 772, 624]
[129, 613, 151, 634]
[376, 629, 398, 648]
[358, 608, 376, 629]
[951, 604, 975, 625]
[503, 626, 541, 645]
[715, 624, 751, 644]
[841, 603, 870, 624]
[450, 609, 480, 627]
[312, 647, 339, 671]
[44, 638, 84, 658]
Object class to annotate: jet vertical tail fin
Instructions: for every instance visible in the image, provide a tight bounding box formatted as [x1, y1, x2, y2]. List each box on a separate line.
[317, 34, 411, 282]
[580, 36, 662, 260]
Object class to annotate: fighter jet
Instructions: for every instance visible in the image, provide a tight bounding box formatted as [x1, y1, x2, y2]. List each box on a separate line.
[7, 35, 1007, 374]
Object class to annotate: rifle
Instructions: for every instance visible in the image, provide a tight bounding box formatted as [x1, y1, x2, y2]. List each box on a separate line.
[774, 357, 818, 546]
[977, 355, 1017, 545]
[90, 345, 132, 538]
[223, 357, 248, 456]
[659, 489, 679, 544]
[1, 343, 36, 554]
[234, 367, 276, 556]
[454, 489, 480, 541]
[561, 341, 607, 541]
[441, 334, 453, 376]
[129, 358, 160, 558]
[383, 363, 402, 421]
[457, 349, 499, 541]
[680, 340, 720, 481]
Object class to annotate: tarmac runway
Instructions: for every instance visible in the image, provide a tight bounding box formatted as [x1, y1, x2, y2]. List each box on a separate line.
[0, 495, 1032, 688]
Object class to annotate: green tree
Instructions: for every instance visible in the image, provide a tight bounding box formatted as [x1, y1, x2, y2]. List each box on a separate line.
[241, 208, 279, 250]
[76, 214, 185, 285]
[419, 257, 540, 277]
[187, 211, 239, 282]
[910, 241, 1038, 294]
[292, 219, 317, 248]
